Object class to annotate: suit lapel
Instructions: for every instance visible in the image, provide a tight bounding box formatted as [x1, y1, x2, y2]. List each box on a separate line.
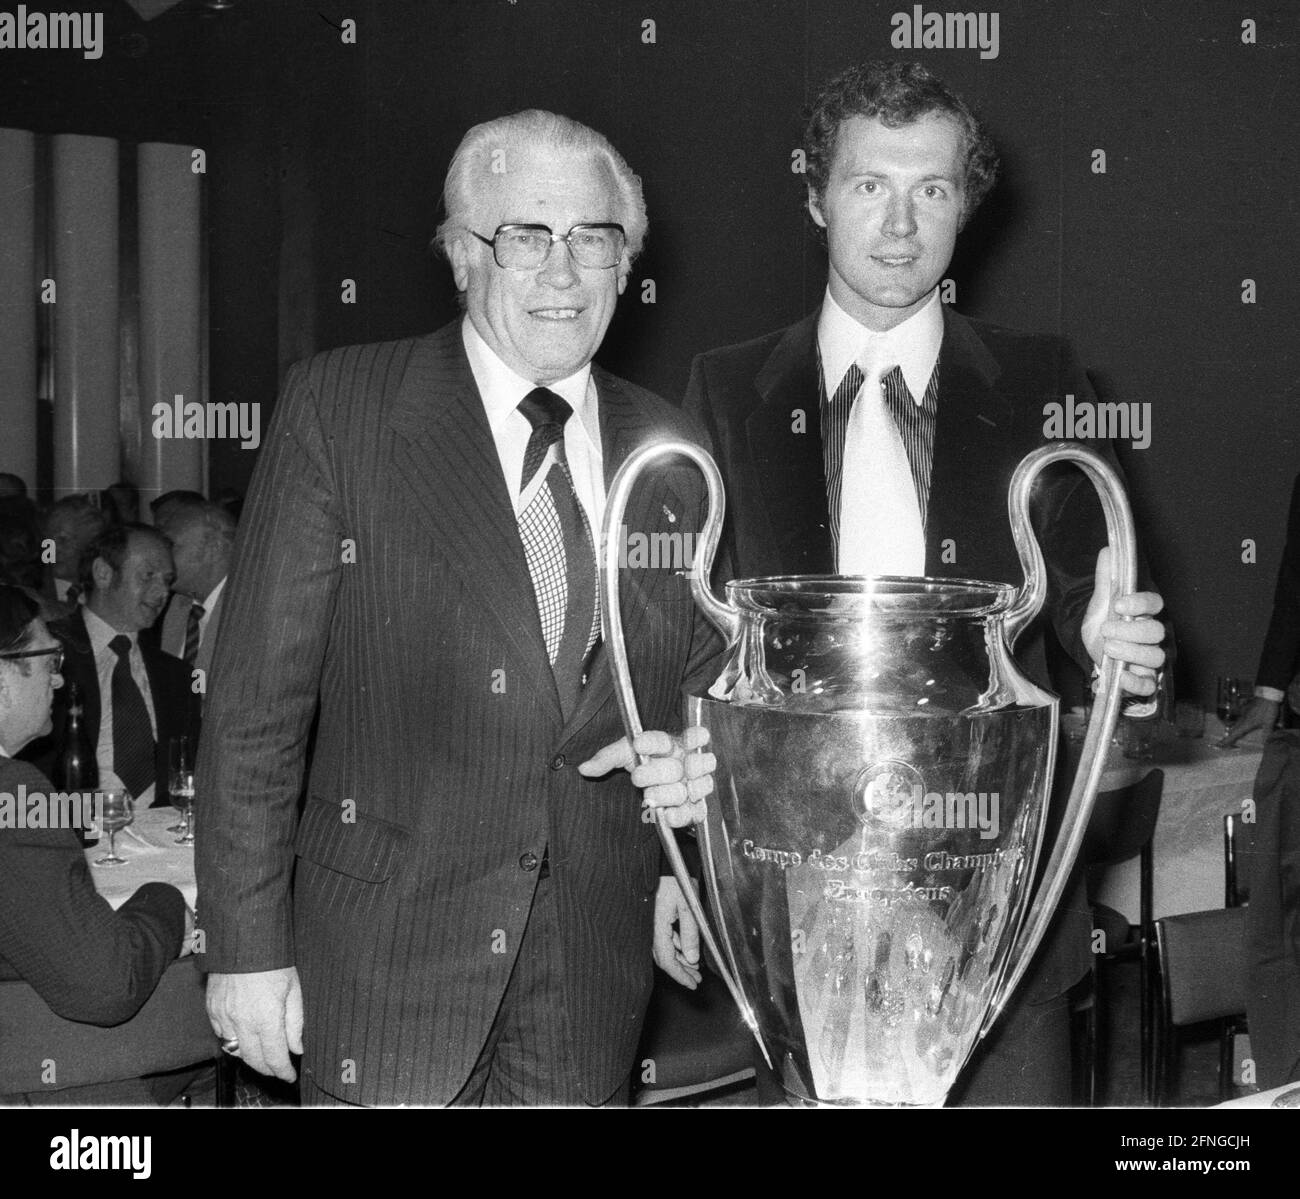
[197, 588, 223, 676]
[746, 314, 835, 574]
[558, 369, 683, 745]
[385, 325, 560, 719]
[926, 309, 1016, 580]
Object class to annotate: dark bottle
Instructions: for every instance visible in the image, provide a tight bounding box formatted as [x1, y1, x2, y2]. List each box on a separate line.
[53, 682, 99, 847]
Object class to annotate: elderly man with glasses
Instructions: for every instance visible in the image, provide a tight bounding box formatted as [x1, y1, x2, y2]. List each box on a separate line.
[0, 584, 195, 1106]
[198, 110, 721, 1107]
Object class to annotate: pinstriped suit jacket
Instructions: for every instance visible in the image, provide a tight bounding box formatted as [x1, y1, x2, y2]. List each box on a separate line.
[194, 320, 722, 1105]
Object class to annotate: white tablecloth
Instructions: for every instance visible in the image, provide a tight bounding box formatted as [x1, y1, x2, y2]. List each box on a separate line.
[1217, 1083, 1300, 1108]
[1087, 716, 1266, 922]
[86, 805, 197, 910]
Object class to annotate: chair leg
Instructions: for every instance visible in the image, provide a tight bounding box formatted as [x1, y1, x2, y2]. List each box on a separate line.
[215, 1051, 238, 1108]
[1085, 984, 1098, 1107]
[1138, 939, 1151, 1104]
[1219, 1020, 1235, 1103]
[1071, 965, 1098, 1107]
[1152, 1011, 1170, 1106]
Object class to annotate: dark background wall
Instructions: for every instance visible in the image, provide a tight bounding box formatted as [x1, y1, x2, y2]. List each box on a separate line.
[3, 0, 1297, 705]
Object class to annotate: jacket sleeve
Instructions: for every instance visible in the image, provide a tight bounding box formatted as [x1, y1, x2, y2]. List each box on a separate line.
[1031, 344, 1164, 680]
[194, 358, 344, 974]
[0, 763, 186, 1026]
[1256, 473, 1300, 693]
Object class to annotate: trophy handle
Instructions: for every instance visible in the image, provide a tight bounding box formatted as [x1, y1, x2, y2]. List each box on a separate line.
[982, 443, 1138, 1034]
[599, 441, 765, 1054]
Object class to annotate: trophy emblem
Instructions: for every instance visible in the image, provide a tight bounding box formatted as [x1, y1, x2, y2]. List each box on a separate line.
[601, 441, 1136, 1106]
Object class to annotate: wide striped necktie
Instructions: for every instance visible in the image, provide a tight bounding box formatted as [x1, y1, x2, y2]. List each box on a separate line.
[516, 388, 600, 718]
[182, 601, 206, 667]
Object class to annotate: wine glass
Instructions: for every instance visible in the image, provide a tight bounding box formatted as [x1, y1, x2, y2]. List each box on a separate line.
[1216, 676, 1243, 730]
[168, 736, 196, 846]
[93, 790, 134, 867]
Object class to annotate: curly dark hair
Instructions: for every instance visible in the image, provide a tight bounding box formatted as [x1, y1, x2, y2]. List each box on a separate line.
[804, 60, 1000, 227]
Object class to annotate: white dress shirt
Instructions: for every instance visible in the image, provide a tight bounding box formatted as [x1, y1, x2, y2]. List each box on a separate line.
[83, 606, 158, 805]
[821, 288, 943, 575]
[817, 286, 944, 414]
[461, 318, 605, 534]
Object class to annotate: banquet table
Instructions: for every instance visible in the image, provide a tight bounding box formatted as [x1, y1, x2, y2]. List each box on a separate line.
[89, 724, 1266, 923]
[1217, 1083, 1300, 1108]
[1065, 715, 1267, 923]
[86, 804, 198, 910]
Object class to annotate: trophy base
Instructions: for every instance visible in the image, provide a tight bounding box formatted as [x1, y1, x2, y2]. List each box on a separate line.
[782, 1091, 943, 1109]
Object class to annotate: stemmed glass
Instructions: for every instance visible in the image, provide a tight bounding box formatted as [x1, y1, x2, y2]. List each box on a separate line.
[1216, 676, 1243, 731]
[93, 790, 134, 867]
[168, 737, 196, 846]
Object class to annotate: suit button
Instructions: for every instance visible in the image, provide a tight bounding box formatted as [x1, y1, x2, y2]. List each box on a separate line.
[519, 851, 539, 872]
[549, 754, 566, 771]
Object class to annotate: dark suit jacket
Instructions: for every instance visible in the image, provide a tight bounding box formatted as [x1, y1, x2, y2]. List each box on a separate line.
[1246, 730, 1300, 1088]
[685, 305, 1129, 1003]
[685, 306, 1124, 690]
[0, 757, 186, 1026]
[27, 610, 200, 808]
[1255, 473, 1300, 695]
[195, 320, 722, 1106]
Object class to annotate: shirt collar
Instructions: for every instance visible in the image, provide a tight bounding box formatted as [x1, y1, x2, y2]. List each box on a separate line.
[461, 316, 599, 447]
[817, 287, 944, 406]
[198, 576, 226, 613]
[83, 605, 134, 656]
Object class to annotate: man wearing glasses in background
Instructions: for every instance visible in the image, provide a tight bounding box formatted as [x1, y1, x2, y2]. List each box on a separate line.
[0, 584, 195, 1106]
[199, 110, 719, 1106]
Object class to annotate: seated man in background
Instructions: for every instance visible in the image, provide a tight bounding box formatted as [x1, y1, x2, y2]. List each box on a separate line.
[0, 584, 194, 1105]
[42, 496, 109, 613]
[25, 525, 200, 808]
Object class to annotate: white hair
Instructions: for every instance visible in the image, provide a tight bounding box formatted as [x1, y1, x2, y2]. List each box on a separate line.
[434, 109, 647, 262]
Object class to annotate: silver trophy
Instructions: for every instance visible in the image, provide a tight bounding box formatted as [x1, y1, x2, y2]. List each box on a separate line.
[601, 442, 1136, 1106]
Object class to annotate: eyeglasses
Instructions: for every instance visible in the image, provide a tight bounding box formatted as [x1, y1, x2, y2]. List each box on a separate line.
[0, 646, 64, 673]
[471, 223, 627, 271]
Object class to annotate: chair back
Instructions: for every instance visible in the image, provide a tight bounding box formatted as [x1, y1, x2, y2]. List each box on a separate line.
[1223, 812, 1258, 907]
[0, 958, 214, 1097]
[1083, 769, 1165, 869]
[1155, 907, 1249, 1028]
[1084, 769, 1164, 931]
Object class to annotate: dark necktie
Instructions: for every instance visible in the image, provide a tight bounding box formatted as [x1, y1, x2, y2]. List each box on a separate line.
[183, 600, 206, 666]
[108, 634, 156, 799]
[516, 387, 600, 718]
